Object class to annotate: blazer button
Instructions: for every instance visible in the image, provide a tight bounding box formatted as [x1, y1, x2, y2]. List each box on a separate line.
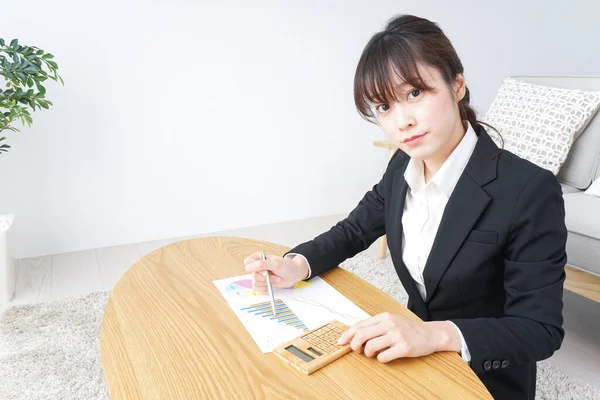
[492, 360, 501, 369]
[483, 361, 492, 371]
[501, 360, 510, 368]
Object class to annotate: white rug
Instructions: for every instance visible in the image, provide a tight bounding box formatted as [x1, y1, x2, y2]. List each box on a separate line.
[0, 291, 110, 400]
[0, 251, 598, 400]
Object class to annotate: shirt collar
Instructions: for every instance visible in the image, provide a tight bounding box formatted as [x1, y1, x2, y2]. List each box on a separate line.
[403, 121, 478, 198]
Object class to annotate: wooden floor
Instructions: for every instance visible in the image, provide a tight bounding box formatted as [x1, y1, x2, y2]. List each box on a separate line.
[5, 214, 600, 390]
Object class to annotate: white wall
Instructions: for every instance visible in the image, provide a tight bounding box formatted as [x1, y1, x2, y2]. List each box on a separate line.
[1, 0, 599, 258]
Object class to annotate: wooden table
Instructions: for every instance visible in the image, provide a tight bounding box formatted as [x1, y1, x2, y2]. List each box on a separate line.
[100, 236, 492, 399]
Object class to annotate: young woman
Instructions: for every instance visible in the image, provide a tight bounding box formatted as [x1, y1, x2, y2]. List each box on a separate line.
[244, 14, 567, 400]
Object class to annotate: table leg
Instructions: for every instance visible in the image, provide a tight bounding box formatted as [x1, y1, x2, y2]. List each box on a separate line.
[377, 235, 388, 259]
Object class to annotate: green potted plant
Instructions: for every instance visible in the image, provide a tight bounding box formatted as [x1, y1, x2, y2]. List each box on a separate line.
[0, 38, 63, 305]
[0, 38, 63, 154]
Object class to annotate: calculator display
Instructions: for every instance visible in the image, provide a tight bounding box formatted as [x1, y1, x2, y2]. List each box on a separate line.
[285, 345, 315, 362]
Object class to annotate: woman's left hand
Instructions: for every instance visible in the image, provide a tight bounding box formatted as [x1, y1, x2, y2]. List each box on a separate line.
[337, 312, 460, 363]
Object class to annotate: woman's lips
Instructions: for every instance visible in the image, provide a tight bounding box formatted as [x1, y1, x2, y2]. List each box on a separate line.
[403, 133, 426, 146]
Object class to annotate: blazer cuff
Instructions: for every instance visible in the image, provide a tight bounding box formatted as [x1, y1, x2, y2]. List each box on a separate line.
[284, 253, 311, 280]
[447, 320, 471, 364]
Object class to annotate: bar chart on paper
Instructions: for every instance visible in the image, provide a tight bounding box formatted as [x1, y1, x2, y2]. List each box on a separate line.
[241, 299, 309, 332]
[214, 275, 370, 353]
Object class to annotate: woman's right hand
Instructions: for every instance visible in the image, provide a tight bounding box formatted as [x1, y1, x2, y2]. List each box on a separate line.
[243, 252, 309, 292]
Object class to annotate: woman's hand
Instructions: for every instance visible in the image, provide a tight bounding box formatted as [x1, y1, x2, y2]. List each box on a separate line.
[337, 312, 462, 362]
[243, 252, 309, 291]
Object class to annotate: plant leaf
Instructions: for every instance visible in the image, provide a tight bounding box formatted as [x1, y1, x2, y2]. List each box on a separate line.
[36, 83, 46, 95]
[10, 39, 18, 49]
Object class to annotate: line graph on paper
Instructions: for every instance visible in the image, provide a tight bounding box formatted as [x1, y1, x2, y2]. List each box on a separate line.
[292, 296, 366, 324]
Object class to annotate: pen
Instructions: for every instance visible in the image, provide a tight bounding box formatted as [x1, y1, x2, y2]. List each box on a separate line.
[261, 250, 277, 316]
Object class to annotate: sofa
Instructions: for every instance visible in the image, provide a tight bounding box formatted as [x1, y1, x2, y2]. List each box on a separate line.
[511, 76, 600, 302]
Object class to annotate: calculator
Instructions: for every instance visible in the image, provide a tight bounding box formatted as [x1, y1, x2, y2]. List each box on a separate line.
[272, 320, 352, 375]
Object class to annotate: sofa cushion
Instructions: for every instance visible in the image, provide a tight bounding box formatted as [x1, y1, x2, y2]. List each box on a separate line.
[560, 183, 580, 194]
[508, 76, 600, 190]
[566, 233, 600, 276]
[558, 114, 600, 189]
[483, 77, 600, 175]
[585, 176, 600, 197]
[563, 193, 600, 240]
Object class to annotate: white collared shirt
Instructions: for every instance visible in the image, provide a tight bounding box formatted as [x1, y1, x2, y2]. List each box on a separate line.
[402, 122, 478, 299]
[400, 122, 478, 363]
[287, 122, 478, 364]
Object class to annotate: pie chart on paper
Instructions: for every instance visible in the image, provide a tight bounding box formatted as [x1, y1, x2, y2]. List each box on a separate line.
[224, 279, 264, 297]
[225, 278, 313, 297]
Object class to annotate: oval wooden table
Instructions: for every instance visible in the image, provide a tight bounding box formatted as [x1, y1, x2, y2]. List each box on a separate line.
[100, 237, 492, 399]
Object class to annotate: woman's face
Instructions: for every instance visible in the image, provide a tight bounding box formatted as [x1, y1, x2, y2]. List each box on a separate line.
[372, 63, 466, 162]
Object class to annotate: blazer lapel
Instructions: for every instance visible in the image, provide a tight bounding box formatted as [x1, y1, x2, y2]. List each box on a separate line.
[422, 125, 499, 303]
[387, 159, 430, 318]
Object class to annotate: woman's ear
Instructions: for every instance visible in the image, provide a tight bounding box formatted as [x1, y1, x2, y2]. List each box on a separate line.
[454, 73, 466, 101]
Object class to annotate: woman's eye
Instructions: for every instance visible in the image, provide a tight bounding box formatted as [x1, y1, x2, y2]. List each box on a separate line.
[376, 104, 389, 113]
[408, 89, 421, 99]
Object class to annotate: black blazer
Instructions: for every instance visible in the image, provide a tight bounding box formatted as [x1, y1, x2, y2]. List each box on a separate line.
[286, 124, 567, 400]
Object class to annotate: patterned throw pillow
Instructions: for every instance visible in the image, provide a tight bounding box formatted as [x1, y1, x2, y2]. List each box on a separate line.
[482, 78, 600, 175]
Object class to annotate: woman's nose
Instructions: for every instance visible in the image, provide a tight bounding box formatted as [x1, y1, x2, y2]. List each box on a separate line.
[393, 106, 416, 131]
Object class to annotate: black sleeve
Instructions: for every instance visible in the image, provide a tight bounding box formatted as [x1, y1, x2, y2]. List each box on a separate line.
[285, 150, 401, 279]
[451, 169, 567, 374]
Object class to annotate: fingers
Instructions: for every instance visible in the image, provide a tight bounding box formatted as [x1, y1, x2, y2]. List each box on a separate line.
[375, 344, 409, 363]
[245, 254, 280, 274]
[244, 251, 286, 291]
[347, 323, 389, 354]
[363, 334, 393, 358]
[251, 271, 283, 292]
[243, 251, 263, 265]
[337, 313, 387, 345]
[251, 272, 267, 292]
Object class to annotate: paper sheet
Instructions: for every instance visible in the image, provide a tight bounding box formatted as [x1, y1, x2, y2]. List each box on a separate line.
[213, 275, 370, 353]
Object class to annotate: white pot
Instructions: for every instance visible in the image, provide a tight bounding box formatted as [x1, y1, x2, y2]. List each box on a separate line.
[0, 215, 15, 306]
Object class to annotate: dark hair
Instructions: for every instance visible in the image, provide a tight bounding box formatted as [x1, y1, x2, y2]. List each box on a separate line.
[353, 14, 501, 146]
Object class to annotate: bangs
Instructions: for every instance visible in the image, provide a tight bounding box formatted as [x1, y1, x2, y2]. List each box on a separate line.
[354, 34, 435, 123]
